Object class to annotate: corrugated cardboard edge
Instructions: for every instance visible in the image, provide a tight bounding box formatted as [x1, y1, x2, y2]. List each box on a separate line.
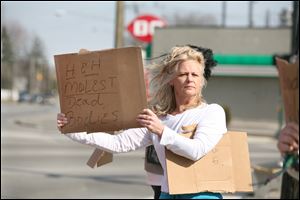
[87, 131, 115, 168]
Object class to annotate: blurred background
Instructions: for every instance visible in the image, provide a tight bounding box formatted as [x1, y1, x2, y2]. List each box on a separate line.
[1, 1, 298, 199]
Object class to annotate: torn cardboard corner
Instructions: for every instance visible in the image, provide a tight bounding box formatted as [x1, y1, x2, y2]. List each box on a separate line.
[87, 148, 113, 168]
[86, 131, 122, 168]
[166, 130, 253, 195]
[276, 57, 299, 123]
[54, 47, 147, 134]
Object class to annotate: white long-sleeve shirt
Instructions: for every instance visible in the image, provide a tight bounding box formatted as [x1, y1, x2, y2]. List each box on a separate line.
[66, 103, 227, 193]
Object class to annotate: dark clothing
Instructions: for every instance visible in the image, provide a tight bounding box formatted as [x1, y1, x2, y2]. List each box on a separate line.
[145, 145, 163, 174]
[280, 171, 299, 199]
[151, 185, 161, 199]
[145, 146, 163, 199]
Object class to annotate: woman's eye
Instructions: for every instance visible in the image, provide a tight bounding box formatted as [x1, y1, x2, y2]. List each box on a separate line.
[192, 73, 199, 77]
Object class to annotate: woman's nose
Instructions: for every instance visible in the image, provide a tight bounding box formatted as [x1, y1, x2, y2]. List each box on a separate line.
[187, 74, 193, 81]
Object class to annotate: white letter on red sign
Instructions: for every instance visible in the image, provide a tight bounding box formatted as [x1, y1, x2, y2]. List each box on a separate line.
[149, 20, 164, 35]
[133, 20, 148, 37]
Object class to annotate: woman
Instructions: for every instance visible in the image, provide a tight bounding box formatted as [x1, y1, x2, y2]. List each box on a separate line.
[57, 45, 227, 199]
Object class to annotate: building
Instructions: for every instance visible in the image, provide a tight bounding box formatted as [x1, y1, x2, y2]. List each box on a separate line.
[152, 27, 291, 136]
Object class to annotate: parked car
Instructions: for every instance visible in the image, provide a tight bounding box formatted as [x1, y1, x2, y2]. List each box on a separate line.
[18, 91, 56, 105]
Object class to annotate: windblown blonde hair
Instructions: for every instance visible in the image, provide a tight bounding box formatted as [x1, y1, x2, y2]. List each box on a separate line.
[147, 45, 207, 116]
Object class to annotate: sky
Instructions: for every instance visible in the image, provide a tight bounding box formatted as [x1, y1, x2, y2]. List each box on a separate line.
[1, 1, 293, 67]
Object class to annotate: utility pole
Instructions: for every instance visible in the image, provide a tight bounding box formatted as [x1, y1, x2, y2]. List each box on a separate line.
[29, 57, 36, 94]
[115, 1, 124, 48]
[291, 1, 299, 55]
[265, 9, 270, 28]
[249, 1, 254, 28]
[222, 1, 227, 28]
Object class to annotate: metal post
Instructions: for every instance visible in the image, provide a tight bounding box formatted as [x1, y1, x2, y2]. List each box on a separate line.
[29, 57, 35, 94]
[249, 1, 254, 28]
[222, 1, 227, 28]
[265, 9, 270, 28]
[291, 1, 299, 54]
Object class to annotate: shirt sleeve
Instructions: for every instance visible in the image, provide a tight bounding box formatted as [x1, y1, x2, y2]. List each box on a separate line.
[160, 104, 227, 161]
[65, 127, 152, 153]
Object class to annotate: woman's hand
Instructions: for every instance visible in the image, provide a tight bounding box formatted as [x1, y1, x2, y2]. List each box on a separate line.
[57, 113, 68, 132]
[277, 122, 299, 155]
[137, 109, 164, 136]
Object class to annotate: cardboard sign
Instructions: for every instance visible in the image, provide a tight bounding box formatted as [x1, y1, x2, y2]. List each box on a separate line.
[86, 149, 113, 168]
[55, 47, 147, 133]
[166, 126, 253, 194]
[276, 57, 299, 123]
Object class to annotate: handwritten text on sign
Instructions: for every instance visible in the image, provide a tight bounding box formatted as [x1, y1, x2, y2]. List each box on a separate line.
[56, 53, 121, 133]
[55, 47, 147, 134]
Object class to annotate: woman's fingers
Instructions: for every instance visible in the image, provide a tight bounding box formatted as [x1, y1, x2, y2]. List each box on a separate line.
[137, 114, 152, 121]
[57, 113, 68, 130]
[136, 109, 164, 136]
[278, 124, 299, 154]
[137, 119, 150, 127]
[278, 142, 293, 152]
[57, 113, 67, 121]
[57, 113, 65, 117]
[57, 119, 67, 126]
[140, 108, 155, 117]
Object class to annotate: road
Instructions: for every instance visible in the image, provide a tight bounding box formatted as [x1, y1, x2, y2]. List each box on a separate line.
[1, 102, 153, 199]
[1, 101, 283, 199]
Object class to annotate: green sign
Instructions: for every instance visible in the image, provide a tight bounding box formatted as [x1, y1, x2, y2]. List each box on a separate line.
[214, 54, 274, 65]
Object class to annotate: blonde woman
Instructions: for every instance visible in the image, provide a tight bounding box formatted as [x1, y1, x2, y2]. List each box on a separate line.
[57, 45, 227, 199]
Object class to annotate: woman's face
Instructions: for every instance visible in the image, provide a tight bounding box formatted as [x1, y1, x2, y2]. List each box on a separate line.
[170, 59, 204, 99]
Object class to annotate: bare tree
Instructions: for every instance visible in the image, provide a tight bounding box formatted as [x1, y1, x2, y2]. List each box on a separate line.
[1, 21, 31, 91]
[279, 8, 292, 27]
[27, 36, 49, 94]
[5, 20, 30, 58]
[1, 20, 51, 94]
[1, 25, 14, 89]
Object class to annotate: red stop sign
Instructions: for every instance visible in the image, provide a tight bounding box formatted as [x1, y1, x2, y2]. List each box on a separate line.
[127, 15, 167, 43]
